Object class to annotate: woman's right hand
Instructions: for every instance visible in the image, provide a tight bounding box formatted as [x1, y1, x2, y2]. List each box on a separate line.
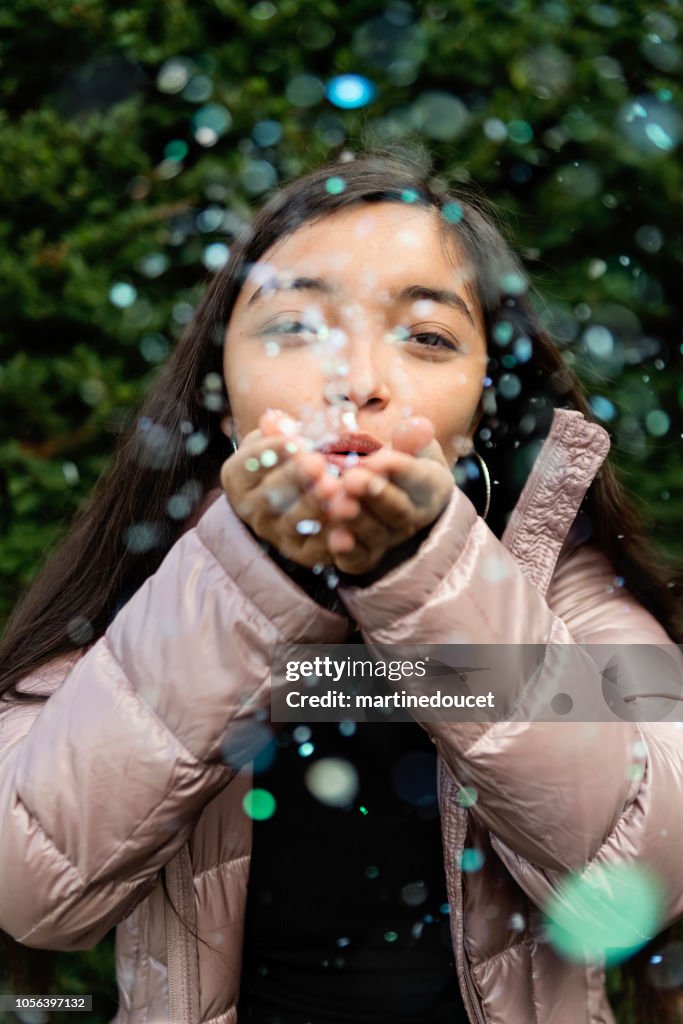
[219, 410, 343, 568]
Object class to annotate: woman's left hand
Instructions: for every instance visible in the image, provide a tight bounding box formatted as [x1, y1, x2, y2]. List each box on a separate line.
[319, 417, 455, 575]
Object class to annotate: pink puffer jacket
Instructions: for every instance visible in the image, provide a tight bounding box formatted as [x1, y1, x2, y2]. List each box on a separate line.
[1, 408, 682, 1024]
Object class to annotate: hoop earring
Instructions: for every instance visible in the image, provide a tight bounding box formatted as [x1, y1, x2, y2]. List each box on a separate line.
[229, 428, 238, 455]
[472, 450, 491, 521]
[221, 416, 239, 455]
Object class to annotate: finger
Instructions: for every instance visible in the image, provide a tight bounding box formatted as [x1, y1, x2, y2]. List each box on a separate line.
[349, 477, 416, 533]
[270, 454, 333, 518]
[232, 434, 308, 492]
[328, 526, 356, 554]
[259, 408, 303, 439]
[326, 490, 362, 521]
[359, 447, 431, 477]
[239, 427, 263, 448]
[252, 451, 327, 520]
[269, 516, 334, 569]
[224, 437, 311, 520]
[347, 451, 435, 508]
[275, 482, 337, 563]
[291, 451, 330, 488]
[323, 470, 414, 555]
[333, 508, 395, 554]
[327, 491, 395, 557]
[359, 449, 454, 508]
[390, 418, 451, 469]
[412, 436, 451, 468]
[312, 470, 343, 502]
[391, 416, 434, 455]
[340, 465, 389, 500]
[330, 466, 407, 527]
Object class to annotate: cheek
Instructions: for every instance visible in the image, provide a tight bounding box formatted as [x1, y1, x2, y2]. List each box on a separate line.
[385, 359, 413, 403]
[222, 348, 254, 418]
[224, 346, 323, 431]
[421, 370, 484, 455]
[228, 368, 279, 428]
[227, 366, 253, 397]
[223, 342, 258, 427]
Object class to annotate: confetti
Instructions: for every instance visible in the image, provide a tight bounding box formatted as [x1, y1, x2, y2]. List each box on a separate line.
[544, 862, 665, 965]
[296, 519, 322, 535]
[460, 848, 485, 873]
[326, 74, 377, 109]
[109, 282, 137, 308]
[242, 788, 276, 821]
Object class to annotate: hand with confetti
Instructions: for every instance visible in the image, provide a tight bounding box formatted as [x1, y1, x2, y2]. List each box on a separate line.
[322, 417, 455, 575]
[220, 410, 454, 575]
[219, 409, 345, 569]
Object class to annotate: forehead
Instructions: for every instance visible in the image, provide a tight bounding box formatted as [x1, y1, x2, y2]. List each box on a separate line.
[239, 202, 471, 302]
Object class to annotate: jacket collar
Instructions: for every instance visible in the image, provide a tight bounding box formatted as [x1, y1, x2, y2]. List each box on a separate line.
[501, 408, 611, 597]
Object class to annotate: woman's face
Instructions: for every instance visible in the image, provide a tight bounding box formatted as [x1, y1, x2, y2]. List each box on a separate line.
[223, 202, 488, 466]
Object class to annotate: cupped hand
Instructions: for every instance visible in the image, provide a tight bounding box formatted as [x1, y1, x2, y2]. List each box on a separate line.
[322, 417, 455, 574]
[220, 411, 454, 575]
[219, 410, 344, 569]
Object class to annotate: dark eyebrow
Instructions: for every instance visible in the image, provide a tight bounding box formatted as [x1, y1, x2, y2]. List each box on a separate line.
[245, 275, 475, 328]
[392, 284, 475, 328]
[246, 276, 332, 308]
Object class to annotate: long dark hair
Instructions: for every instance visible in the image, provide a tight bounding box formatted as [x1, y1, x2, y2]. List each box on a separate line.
[1, 149, 681, 1019]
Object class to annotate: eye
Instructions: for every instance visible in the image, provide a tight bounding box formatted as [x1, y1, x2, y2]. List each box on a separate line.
[261, 319, 321, 344]
[412, 331, 458, 351]
[393, 324, 460, 353]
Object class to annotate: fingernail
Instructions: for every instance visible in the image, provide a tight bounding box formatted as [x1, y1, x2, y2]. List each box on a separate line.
[368, 477, 386, 497]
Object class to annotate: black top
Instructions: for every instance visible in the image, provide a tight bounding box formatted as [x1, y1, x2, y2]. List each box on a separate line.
[237, 527, 468, 1022]
[237, 718, 468, 1024]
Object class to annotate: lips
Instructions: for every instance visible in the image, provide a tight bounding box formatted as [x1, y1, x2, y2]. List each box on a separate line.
[317, 433, 383, 469]
[317, 433, 383, 456]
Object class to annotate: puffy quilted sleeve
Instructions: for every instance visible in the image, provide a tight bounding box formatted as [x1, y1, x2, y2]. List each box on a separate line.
[339, 485, 683, 900]
[0, 493, 348, 951]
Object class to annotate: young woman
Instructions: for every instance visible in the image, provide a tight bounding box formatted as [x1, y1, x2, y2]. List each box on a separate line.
[1, 152, 681, 1024]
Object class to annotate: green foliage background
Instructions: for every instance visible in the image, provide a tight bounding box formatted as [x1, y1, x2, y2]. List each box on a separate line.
[1, 0, 682, 1020]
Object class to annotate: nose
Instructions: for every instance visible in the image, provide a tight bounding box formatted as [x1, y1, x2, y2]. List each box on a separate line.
[323, 331, 391, 410]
